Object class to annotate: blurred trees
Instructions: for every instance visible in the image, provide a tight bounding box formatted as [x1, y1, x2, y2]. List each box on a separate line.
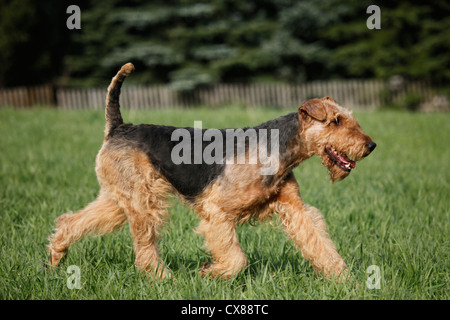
[65, 0, 345, 88]
[0, 0, 80, 86]
[326, 0, 450, 83]
[0, 0, 448, 88]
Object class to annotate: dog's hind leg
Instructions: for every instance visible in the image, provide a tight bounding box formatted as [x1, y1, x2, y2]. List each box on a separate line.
[47, 191, 127, 266]
[120, 194, 172, 279]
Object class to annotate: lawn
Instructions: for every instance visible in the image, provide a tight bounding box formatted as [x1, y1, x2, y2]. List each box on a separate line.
[0, 106, 448, 300]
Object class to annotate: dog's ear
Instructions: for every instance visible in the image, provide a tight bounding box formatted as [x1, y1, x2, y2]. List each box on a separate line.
[298, 99, 327, 121]
[322, 96, 336, 104]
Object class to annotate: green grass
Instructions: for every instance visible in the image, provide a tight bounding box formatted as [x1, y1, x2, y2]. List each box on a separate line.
[0, 106, 448, 300]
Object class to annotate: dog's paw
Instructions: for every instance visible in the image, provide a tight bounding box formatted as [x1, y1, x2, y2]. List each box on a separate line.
[199, 262, 213, 277]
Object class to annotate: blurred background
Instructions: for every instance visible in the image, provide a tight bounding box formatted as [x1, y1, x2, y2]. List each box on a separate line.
[0, 0, 448, 111]
[0, 1, 449, 300]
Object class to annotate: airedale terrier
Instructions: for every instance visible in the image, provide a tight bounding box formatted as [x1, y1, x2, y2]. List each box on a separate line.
[48, 63, 376, 280]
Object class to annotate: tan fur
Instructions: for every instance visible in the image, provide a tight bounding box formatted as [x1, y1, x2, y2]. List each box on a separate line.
[191, 97, 373, 279]
[274, 174, 347, 279]
[48, 141, 174, 278]
[47, 64, 375, 281]
[48, 191, 127, 266]
[299, 97, 373, 181]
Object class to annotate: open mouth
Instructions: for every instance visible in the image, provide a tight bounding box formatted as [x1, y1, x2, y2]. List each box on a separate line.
[325, 147, 356, 172]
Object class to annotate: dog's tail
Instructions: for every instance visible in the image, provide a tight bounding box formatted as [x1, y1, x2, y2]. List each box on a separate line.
[104, 62, 135, 138]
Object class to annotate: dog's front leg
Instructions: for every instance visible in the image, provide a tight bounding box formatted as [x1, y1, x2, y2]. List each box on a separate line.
[274, 174, 347, 279]
[196, 216, 248, 279]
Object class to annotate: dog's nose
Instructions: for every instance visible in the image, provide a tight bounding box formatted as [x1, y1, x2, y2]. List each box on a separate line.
[367, 141, 377, 152]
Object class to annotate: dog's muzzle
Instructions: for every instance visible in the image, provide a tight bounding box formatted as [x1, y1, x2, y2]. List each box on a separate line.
[367, 141, 377, 153]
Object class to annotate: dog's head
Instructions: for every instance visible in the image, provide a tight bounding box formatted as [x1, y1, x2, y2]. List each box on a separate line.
[298, 97, 376, 181]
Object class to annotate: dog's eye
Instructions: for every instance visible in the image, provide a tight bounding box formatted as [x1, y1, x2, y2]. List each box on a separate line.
[333, 117, 342, 126]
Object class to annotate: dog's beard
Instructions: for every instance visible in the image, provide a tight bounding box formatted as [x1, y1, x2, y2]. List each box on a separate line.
[321, 155, 351, 182]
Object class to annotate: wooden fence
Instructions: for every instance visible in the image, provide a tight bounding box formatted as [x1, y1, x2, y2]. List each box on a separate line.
[0, 85, 55, 108]
[0, 79, 445, 110]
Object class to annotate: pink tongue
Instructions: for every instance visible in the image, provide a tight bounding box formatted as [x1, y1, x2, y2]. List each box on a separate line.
[337, 154, 355, 168]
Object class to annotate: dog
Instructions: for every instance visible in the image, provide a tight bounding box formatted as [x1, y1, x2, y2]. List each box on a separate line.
[48, 63, 376, 280]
